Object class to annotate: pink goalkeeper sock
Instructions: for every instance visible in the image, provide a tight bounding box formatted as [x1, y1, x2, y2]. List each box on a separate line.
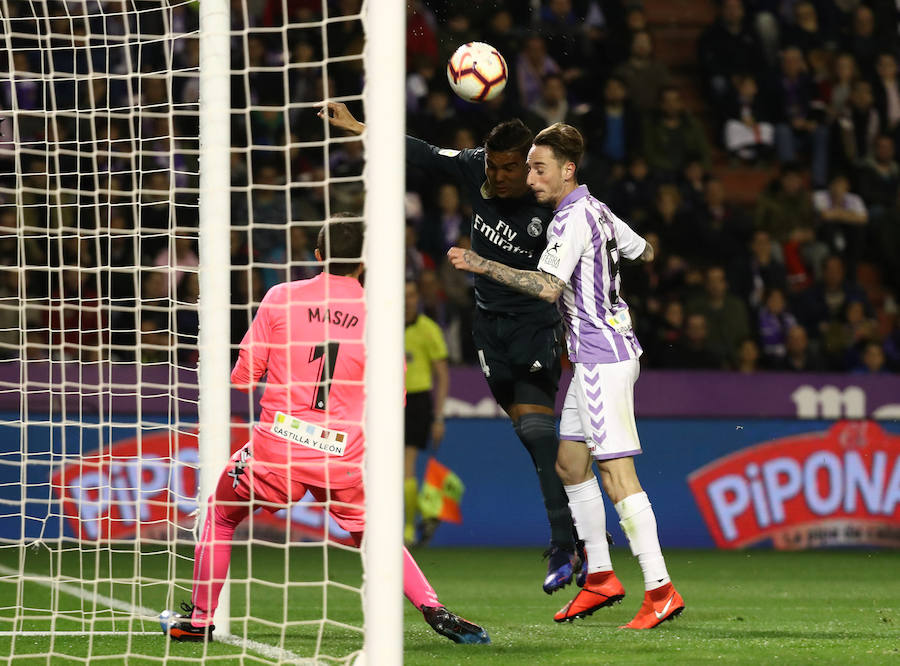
[191, 493, 247, 625]
[402, 546, 440, 609]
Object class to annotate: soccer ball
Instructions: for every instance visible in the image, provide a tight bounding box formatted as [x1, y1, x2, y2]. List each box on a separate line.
[446, 42, 508, 103]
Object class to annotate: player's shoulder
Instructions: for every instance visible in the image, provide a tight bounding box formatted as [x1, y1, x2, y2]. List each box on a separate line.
[413, 313, 442, 335]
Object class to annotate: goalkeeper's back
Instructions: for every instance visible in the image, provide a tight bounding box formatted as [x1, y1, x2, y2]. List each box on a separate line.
[231, 220, 367, 490]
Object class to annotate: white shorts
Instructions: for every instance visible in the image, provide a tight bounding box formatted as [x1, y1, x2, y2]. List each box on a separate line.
[559, 358, 642, 460]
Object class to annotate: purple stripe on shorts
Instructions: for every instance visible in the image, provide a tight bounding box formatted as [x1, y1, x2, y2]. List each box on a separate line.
[592, 448, 643, 461]
[560, 435, 587, 442]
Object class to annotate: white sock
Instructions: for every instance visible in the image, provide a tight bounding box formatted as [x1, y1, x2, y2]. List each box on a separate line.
[564, 479, 612, 573]
[614, 491, 670, 591]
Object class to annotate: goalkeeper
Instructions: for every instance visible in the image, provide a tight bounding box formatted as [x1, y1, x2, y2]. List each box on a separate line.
[321, 102, 584, 595]
[160, 217, 489, 645]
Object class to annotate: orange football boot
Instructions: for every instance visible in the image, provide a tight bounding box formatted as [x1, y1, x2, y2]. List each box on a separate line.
[553, 571, 625, 622]
[620, 582, 684, 629]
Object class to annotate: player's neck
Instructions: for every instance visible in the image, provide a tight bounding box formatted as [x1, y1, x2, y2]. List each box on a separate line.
[554, 182, 578, 209]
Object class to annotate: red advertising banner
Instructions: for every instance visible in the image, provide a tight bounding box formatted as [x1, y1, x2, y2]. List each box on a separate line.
[49, 424, 355, 545]
[688, 421, 900, 549]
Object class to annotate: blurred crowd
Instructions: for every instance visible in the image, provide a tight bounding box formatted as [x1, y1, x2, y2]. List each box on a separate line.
[0, 0, 898, 374]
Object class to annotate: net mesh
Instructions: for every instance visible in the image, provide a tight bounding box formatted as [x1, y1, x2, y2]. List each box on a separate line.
[0, 1, 368, 662]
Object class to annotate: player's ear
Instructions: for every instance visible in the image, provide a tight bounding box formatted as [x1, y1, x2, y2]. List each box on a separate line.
[314, 248, 323, 262]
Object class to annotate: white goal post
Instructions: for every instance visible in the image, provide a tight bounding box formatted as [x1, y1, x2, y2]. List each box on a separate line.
[0, 0, 405, 662]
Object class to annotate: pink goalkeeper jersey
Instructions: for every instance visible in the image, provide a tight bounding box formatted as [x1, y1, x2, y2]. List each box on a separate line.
[231, 272, 366, 489]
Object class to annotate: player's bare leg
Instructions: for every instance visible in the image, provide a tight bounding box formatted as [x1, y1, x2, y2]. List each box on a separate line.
[553, 440, 624, 622]
[596, 457, 685, 629]
[510, 403, 583, 593]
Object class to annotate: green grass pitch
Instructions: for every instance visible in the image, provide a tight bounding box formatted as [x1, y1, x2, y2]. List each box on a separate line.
[0, 545, 898, 664]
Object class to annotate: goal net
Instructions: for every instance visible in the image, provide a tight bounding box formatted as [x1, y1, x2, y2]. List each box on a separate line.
[0, 0, 403, 663]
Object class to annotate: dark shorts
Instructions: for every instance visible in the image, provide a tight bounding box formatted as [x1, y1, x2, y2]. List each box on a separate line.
[472, 308, 564, 412]
[405, 391, 434, 450]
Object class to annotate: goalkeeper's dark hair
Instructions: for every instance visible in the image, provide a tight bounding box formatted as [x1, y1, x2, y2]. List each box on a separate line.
[317, 212, 364, 275]
[485, 119, 534, 157]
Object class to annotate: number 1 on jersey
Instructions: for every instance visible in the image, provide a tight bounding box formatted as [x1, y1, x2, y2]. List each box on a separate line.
[309, 342, 340, 411]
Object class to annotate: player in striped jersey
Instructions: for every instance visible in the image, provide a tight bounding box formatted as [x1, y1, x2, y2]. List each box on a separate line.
[448, 124, 684, 629]
[160, 218, 489, 645]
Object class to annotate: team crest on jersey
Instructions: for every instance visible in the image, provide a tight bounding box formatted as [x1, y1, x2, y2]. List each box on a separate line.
[527, 217, 543, 237]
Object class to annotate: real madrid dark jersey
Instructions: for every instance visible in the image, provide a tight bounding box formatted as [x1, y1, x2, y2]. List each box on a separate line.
[407, 136, 559, 319]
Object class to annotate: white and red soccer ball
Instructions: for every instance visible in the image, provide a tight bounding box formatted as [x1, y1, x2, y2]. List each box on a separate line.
[446, 42, 508, 103]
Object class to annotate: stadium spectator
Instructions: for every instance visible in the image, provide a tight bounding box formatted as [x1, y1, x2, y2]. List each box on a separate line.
[660, 312, 721, 369]
[822, 299, 880, 370]
[771, 46, 830, 187]
[777, 323, 826, 371]
[872, 52, 900, 135]
[687, 266, 751, 368]
[781, 1, 830, 55]
[832, 79, 882, 171]
[826, 53, 860, 120]
[516, 35, 561, 110]
[857, 134, 900, 219]
[854, 340, 889, 373]
[794, 255, 871, 338]
[695, 177, 753, 263]
[753, 164, 825, 286]
[643, 87, 712, 177]
[757, 287, 799, 365]
[697, 0, 765, 107]
[645, 184, 695, 261]
[812, 172, 868, 276]
[645, 298, 685, 367]
[723, 75, 775, 162]
[872, 188, 900, 296]
[736, 338, 762, 373]
[570, 76, 641, 167]
[437, 234, 477, 364]
[261, 224, 319, 291]
[841, 5, 884, 80]
[613, 31, 671, 113]
[609, 156, 656, 229]
[531, 74, 570, 127]
[729, 230, 789, 309]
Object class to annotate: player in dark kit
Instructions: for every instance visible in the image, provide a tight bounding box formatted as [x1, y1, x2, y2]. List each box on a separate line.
[320, 102, 584, 593]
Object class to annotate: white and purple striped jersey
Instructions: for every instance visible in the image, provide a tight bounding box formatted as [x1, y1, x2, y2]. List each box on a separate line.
[537, 185, 646, 364]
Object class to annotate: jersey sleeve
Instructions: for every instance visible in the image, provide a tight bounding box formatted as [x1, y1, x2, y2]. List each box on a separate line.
[537, 211, 590, 284]
[230, 285, 278, 387]
[406, 136, 483, 191]
[607, 206, 647, 260]
[423, 317, 449, 362]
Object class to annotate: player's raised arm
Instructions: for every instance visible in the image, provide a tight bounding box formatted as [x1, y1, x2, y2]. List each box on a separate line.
[319, 101, 475, 185]
[447, 247, 565, 303]
[317, 101, 365, 135]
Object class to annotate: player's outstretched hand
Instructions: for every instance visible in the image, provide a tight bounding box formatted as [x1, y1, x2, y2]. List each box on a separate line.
[447, 247, 486, 274]
[317, 101, 365, 135]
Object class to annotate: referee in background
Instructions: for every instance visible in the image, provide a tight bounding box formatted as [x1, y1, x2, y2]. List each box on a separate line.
[404, 279, 450, 546]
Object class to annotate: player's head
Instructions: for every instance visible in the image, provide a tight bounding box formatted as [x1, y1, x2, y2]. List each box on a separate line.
[526, 123, 583, 207]
[484, 119, 533, 198]
[316, 214, 364, 276]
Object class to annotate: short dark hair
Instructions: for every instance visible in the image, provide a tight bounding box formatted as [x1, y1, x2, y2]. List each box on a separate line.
[485, 119, 533, 156]
[533, 122, 584, 167]
[316, 213, 364, 275]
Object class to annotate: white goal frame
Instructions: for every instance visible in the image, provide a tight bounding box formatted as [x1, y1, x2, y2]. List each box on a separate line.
[194, 0, 406, 662]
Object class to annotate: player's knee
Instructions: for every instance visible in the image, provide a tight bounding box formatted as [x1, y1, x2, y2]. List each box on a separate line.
[598, 465, 642, 505]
